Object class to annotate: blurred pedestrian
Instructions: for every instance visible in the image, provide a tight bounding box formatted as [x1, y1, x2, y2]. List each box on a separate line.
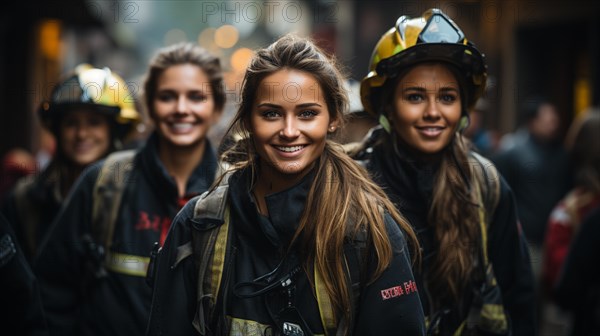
[555, 205, 600, 335]
[147, 34, 424, 336]
[493, 97, 571, 279]
[355, 8, 535, 335]
[2, 64, 140, 261]
[542, 108, 600, 334]
[34, 43, 225, 336]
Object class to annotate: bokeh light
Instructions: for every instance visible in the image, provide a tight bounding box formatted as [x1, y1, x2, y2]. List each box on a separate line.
[230, 48, 254, 72]
[214, 25, 239, 49]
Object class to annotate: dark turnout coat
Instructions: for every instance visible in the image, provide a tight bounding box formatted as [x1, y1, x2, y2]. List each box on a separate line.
[147, 167, 426, 335]
[34, 133, 218, 336]
[363, 133, 536, 336]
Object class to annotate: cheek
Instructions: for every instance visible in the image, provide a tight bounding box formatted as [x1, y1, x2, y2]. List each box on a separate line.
[60, 127, 76, 142]
[96, 126, 111, 142]
[151, 101, 169, 119]
[252, 127, 271, 147]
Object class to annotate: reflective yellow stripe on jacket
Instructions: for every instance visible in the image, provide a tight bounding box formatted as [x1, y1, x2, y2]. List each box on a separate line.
[105, 251, 150, 277]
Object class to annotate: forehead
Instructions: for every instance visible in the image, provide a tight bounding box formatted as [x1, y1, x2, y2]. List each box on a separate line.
[399, 63, 459, 88]
[157, 64, 210, 88]
[255, 69, 324, 103]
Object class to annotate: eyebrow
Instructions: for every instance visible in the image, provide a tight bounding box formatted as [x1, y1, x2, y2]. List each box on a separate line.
[401, 86, 459, 93]
[256, 102, 323, 108]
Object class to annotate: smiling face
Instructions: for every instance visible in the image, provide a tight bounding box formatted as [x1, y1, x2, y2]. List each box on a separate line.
[250, 69, 337, 183]
[59, 108, 111, 167]
[390, 63, 462, 156]
[151, 64, 221, 149]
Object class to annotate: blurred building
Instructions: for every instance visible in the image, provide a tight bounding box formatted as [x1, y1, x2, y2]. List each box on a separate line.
[2, 0, 600, 159]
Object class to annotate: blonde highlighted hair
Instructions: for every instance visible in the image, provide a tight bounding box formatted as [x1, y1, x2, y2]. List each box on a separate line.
[220, 34, 419, 331]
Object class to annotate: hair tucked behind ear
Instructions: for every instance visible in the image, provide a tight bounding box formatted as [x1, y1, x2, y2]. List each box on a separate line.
[218, 34, 420, 332]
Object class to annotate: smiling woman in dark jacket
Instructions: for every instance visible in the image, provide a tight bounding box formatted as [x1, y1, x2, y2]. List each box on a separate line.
[147, 34, 425, 336]
[355, 8, 535, 336]
[33, 43, 225, 336]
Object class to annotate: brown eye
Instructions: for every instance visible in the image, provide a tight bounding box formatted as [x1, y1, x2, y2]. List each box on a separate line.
[262, 110, 280, 119]
[405, 93, 423, 102]
[189, 93, 207, 102]
[299, 110, 317, 118]
[439, 94, 457, 103]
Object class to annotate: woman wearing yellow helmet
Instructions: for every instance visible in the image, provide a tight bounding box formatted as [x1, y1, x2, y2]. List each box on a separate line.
[2, 64, 141, 261]
[357, 8, 535, 336]
[34, 43, 225, 336]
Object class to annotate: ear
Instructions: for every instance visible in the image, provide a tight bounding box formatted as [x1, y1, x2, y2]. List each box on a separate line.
[328, 118, 340, 133]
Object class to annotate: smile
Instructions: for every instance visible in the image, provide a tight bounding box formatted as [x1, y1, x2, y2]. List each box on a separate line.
[274, 145, 306, 152]
[169, 122, 196, 133]
[416, 126, 445, 137]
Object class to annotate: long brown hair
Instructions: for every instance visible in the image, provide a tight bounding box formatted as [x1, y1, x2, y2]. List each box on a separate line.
[381, 62, 482, 306]
[428, 135, 481, 305]
[221, 34, 419, 329]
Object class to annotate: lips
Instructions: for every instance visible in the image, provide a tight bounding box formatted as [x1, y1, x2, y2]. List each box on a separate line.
[416, 125, 445, 137]
[74, 142, 95, 153]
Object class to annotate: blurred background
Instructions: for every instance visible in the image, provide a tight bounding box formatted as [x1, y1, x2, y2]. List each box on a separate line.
[1, 0, 600, 162]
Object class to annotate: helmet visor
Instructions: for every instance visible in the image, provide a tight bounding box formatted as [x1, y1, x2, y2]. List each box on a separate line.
[417, 12, 464, 44]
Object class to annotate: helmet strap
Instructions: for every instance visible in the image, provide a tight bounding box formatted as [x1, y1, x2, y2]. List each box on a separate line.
[458, 114, 470, 133]
[113, 138, 123, 151]
[379, 114, 392, 134]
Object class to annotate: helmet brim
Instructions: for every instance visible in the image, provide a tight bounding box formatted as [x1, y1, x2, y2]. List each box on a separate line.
[376, 43, 486, 81]
[39, 102, 121, 123]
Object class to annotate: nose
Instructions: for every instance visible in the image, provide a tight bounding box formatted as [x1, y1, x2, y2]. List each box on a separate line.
[279, 116, 300, 139]
[423, 97, 441, 120]
[176, 96, 190, 114]
[75, 122, 90, 138]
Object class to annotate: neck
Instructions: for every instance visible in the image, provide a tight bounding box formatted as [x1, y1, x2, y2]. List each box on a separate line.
[158, 139, 207, 197]
[390, 133, 446, 165]
[252, 160, 315, 215]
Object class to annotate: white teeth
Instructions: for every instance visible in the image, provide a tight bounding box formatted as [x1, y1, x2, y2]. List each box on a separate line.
[275, 145, 304, 152]
[171, 123, 193, 132]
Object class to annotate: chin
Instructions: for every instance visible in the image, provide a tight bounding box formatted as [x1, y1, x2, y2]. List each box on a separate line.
[281, 162, 315, 177]
[73, 158, 97, 167]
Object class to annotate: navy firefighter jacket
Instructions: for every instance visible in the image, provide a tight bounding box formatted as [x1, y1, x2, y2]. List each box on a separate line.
[33, 132, 218, 336]
[365, 137, 536, 336]
[147, 166, 426, 335]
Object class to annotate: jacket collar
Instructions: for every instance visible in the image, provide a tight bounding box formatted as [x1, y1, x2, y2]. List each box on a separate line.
[228, 165, 316, 249]
[138, 132, 218, 200]
[369, 138, 439, 212]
